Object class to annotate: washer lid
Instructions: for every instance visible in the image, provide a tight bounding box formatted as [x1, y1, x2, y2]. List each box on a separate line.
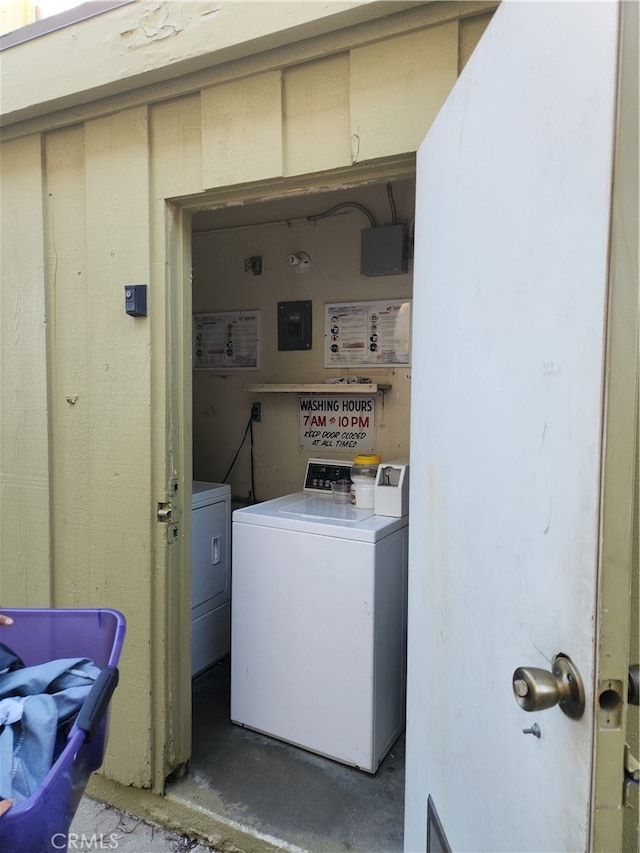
[233, 492, 407, 542]
[277, 495, 374, 523]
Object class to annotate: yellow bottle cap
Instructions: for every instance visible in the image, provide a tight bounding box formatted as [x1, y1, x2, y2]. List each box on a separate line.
[353, 454, 382, 466]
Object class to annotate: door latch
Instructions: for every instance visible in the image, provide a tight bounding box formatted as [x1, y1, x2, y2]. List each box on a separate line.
[157, 504, 178, 543]
[158, 478, 179, 542]
[157, 502, 172, 522]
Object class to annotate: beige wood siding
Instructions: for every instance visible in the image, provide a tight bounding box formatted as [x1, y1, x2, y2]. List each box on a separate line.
[350, 22, 459, 161]
[1, 1, 380, 124]
[150, 94, 203, 200]
[38, 110, 156, 785]
[283, 53, 351, 176]
[0, 133, 51, 605]
[83, 108, 154, 784]
[44, 125, 90, 602]
[202, 71, 284, 188]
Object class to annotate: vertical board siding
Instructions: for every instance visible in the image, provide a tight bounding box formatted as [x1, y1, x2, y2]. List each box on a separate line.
[350, 22, 459, 162]
[82, 107, 154, 785]
[283, 53, 351, 176]
[0, 134, 51, 605]
[150, 94, 203, 201]
[201, 71, 283, 189]
[44, 125, 91, 604]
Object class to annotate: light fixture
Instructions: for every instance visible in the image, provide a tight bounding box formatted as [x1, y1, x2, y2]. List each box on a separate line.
[287, 252, 310, 273]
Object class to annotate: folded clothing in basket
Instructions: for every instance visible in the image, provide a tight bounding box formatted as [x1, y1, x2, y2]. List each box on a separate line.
[0, 651, 100, 805]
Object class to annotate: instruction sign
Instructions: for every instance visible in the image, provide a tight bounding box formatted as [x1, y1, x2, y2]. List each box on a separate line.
[298, 395, 375, 452]
[193, 311, 260, 370]
[324, 299, 411, 367]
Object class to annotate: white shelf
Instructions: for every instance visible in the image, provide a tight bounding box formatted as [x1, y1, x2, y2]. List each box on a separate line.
[245, 383, 391, 394]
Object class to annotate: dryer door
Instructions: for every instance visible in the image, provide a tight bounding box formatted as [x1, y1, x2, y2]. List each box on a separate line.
[192, 498, 229, 611]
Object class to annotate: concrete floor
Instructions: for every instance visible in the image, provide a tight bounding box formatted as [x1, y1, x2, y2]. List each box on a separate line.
[166, 657, 405, 853]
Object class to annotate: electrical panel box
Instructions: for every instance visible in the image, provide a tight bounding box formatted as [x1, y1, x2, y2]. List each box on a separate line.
[361, 224, 408, 277]
[278, 300, 312, 351]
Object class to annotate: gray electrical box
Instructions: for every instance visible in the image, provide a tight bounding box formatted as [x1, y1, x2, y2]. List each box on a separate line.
[361, 224, 408, 277]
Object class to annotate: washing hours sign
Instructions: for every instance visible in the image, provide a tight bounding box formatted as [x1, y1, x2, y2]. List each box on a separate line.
[298, 395, 375, 452]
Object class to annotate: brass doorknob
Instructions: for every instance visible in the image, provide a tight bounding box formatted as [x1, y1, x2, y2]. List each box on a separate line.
[512, 653, 585, 719]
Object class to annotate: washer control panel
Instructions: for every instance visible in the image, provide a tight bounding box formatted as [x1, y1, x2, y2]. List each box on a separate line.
[303, 458, 352, 494]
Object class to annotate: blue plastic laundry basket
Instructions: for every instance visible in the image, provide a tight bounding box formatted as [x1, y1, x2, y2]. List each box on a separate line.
[0, 608, 126, 853]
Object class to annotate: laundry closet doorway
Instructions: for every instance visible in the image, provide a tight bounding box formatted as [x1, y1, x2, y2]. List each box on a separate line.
[167, 163, 416, 851]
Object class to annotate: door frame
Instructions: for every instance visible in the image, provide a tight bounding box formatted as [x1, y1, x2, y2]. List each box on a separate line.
[592, 1, 638, 848]
[163, 153, 417, 785]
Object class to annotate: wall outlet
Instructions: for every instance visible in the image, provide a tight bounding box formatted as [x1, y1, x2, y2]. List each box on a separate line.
[251, 402, 262, 422]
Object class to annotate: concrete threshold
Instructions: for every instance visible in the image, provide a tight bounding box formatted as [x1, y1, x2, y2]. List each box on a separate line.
[87, 775, 293, 853]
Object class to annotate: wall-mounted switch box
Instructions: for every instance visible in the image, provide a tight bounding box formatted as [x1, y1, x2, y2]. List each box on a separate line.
[125, 285, 147, 317]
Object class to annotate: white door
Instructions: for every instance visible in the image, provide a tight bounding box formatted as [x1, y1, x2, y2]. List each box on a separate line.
[404, 3, 627, 852]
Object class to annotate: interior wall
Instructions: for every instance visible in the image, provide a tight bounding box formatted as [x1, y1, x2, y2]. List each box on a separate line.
[192, 180, 415, 500]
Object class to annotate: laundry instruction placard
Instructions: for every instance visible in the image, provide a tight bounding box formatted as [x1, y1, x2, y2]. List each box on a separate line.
[298, 395, 375, 452]
[324, 299, 411, 367]
[193, 311, 260, 370]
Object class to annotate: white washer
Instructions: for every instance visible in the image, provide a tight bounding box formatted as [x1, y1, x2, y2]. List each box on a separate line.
[230, 460, 408, 773]
[192, 481, 231, 676]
